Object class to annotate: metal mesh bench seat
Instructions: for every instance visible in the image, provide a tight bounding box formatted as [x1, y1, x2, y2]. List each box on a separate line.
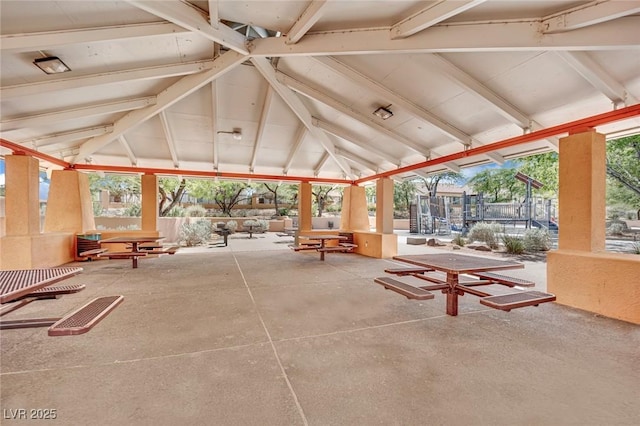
[289, 244, 321, 251]
[317, 246, 354, 253]
[98, 251, 147, 268]
[374, 277, 435, 300]
[48, 295, 124, 336]
[143, 246, 180, 255]
[30, 284, 86, 298]
[384, 267, 434, 275]
[78, 248, 108, 257]
[470, 272, 535, 287]
[480, 291, 556, 311]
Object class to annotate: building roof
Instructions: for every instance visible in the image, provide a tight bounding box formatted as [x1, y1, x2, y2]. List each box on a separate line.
[1, 1, 639, 184]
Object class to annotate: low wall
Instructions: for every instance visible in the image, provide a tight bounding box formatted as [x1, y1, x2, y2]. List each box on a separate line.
[353, 232, 398, 259]
[547, 250, 640, 324]
[0, 232, 74, 270]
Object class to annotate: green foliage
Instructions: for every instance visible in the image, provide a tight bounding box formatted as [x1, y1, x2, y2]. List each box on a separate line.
[466, 168, 521, 202]
[523, 228, 551, 251]
[185, 204, 207, 217]
[502, 234, 525, 254]
[312, 185, 336, 217]
[451, 234, 465, 246]
[124, 203, 141, 217]
[468, 223, 502, 249]
[606, 135, 640, 208]
[243, 219, 268, 232]
[518, 152, 559, 197]
[225, 220, 238, 233]
[631, 243, 640, 255]
[394, 180, 418, 212]
[89, 173, 140, 202]
[92, 201, 104, 217]
[606, 222, 625, 236]
[418, 171, 464, 196]
[165, 206, 185, 217]
[179, 220, 212, 247]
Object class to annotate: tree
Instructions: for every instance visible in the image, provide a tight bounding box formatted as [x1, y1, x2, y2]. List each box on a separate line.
[159, 177, 187, 216]
[418, 171, 464, 197]
[312, 185, 335, 217]
[394, 180, 418, 212]
[262, 183, 297, 215]
[209, 181, 250, 216]
[606, 135, 640, 205]
[519, 152, 559, 198]
[467, 168, 519, 202]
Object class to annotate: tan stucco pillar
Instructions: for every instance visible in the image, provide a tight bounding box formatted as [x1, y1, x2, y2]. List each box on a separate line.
[43, 169, 95, 233]
[557, 129, 606, 251]
[141, 173, 159, 231]
[548, 128, 640, 324]
[340, 185, 369, 231]
[5, 154, 41, 236]
[298, 182, 312, 231]
[376, 178, 394, 234]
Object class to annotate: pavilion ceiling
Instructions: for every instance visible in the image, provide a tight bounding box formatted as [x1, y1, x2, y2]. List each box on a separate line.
[1, 0, 639, 183]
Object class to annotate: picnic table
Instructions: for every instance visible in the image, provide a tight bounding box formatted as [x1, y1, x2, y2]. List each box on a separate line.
[0, 267, 123, 335]
[99, 236, 167, 268]
[293, 235, 357, 261]
[377, 253, 555, 316]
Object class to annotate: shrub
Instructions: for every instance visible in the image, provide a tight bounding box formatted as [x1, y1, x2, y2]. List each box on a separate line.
[502, 234, 525, 254]
[631, 243, 640, 255]
[467, 223, 502, 249]
[165, 206, 185, 217]
[606, 222, 625, 236]
[185, 204, 207, 217]
[243, 219, 269, 232]
[93, 201, 104, 217]
[179, 220, 212, 246]
[523, 228, 551, 251]
[124, 203, 141, 217]
[225, 220, 238, 234]
[451, 234, 465, 247]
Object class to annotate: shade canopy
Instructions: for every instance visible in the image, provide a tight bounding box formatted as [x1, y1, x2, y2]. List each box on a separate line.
[1, 0, 639, 183]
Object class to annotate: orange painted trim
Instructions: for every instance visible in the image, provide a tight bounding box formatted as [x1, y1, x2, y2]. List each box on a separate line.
[354, 103, 640, 184]
[3, 104, 639, 185]
[71, 164, 352, 185]
[1, 138, 71, 169]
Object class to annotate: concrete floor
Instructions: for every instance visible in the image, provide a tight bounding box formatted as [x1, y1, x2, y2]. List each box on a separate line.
[1, 232, 639, 425]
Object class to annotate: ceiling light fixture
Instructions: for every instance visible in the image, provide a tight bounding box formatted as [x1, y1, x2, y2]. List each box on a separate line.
[217, 129, 242, 140]
[373, 105, 393, 120]
[33, 56, 71, 74]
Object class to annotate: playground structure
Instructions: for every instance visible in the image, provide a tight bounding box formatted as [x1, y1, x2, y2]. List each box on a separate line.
[410, 172, 558, 235]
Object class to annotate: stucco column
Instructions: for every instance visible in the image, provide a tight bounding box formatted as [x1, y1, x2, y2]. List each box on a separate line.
[376, 178, 394, 234]
[557, 128, 606, 252]
[340, 185, 369, 231]
[298, 182, 312, 231]
[141, 173, 159, 231]
[5, 154, 41, 236]
[43, 169, 95, 233]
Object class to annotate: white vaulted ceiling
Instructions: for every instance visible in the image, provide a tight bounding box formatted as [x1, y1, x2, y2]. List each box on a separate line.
[1, 0, 639, 183]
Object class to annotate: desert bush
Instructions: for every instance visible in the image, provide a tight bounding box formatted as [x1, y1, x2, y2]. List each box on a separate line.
[243, 219, 269, 232]
[225, 220, 238, 233]
[185, 204, 207, 217]
[631, 242, 640, 255]
[502, 234, 525, 254]
[606, 222, 626, 236]
[124, 203, 141, 217]
[451, 233, 465, 247]
[179, 220, 212, 246]
[165, 206, 185, 217]
[523, 228, 551, 251]
[467, 223, 502, 249]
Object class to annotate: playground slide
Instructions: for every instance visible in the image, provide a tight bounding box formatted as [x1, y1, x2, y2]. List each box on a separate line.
[532, 219, 559, 231]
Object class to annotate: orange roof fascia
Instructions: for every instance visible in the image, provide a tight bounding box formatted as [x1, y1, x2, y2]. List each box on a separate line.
[354, 103, 640, 184]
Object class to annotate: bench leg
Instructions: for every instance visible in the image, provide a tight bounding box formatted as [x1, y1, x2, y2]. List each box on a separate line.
[133, 257, 138, 269]
[320, 250, 325, 261]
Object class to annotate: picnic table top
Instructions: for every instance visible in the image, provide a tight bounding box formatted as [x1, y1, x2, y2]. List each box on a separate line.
[392, 253, 523, 275]
[0, 267, 84, 304]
